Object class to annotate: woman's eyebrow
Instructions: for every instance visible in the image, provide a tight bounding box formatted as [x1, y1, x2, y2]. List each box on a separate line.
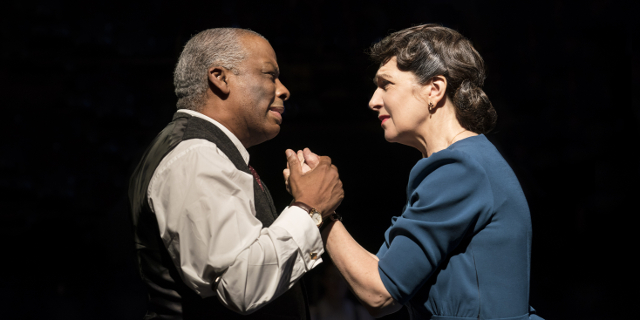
[374, 73, 393, 82]
[373, 73, 393, 85]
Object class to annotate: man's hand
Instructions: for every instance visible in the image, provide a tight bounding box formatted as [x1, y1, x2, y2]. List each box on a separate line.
[283, 148, 320, 193]
[285, 148, 343, 218]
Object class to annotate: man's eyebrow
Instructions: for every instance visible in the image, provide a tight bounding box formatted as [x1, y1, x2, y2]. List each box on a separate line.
[264, 62, 280, 76]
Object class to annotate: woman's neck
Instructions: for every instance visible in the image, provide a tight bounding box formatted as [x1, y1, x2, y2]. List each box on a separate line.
[415, 104, 477, 157]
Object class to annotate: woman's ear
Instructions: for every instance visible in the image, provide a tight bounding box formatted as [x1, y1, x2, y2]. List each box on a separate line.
[427, 75, 448, 106]
[208, 66, 231, 96]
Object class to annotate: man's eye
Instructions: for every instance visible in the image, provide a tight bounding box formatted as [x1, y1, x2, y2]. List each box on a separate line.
[266, 72, 277, 81]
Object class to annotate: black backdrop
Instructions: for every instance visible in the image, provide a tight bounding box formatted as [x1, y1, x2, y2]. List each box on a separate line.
[1, 0, 634, 319]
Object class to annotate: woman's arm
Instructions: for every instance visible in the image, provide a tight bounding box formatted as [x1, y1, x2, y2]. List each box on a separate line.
[321, 220, 402, 318]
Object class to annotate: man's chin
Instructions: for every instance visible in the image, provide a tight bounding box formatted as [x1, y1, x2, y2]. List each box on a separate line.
[245, 125, 280, 148]
[259, 125, 281, 143]
[266, 126, 281, 140]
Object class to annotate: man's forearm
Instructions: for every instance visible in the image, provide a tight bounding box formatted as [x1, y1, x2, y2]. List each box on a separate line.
[215, 206, 324, 314]
[321, 221, 401, 317]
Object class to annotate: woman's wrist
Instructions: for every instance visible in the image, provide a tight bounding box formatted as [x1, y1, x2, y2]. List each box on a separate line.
[320, 219, 338, 244]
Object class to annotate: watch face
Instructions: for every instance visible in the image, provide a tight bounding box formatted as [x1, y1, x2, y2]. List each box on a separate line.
[311, 211, 322, 226]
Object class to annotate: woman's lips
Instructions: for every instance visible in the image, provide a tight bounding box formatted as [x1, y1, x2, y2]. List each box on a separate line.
[379, 115, 390, 126]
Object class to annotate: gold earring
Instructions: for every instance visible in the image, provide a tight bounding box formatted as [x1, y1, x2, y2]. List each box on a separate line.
[428, 102, 434, 111]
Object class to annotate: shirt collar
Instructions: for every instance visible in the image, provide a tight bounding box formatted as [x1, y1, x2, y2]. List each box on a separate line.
[176, 109, 250, 165]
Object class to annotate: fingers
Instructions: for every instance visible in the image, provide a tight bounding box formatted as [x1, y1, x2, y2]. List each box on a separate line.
[316, 156, 332, 169]
[286, 148, 344, 215]
[303, 148, 320, 169]
[286, 149, 302, 174]
[283, 168, 292, 194]
[298, 150, 313, 174]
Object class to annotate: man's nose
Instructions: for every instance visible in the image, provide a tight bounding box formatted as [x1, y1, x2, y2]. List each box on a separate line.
[276, 79, 290, 101]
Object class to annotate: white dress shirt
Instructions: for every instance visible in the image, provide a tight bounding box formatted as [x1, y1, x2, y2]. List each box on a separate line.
[147, 109, 324, 314]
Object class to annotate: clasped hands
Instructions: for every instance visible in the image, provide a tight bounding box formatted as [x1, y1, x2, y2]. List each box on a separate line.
[284, 148, 343, 219]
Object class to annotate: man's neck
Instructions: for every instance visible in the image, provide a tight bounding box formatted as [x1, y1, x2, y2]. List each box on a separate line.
[176, 109, 250, 164]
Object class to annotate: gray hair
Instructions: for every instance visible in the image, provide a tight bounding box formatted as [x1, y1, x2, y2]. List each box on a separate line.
[173, 28, 265, 111]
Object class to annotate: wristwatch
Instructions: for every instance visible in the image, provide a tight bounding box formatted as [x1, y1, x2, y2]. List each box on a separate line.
[291, 201, 323, 228]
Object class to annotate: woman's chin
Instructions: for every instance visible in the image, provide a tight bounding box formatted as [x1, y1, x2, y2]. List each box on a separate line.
[383, 134, 396, 143]
[383, 130, 400, 143]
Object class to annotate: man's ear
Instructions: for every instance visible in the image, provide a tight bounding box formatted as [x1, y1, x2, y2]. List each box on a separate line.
[208, 66, 231, 96]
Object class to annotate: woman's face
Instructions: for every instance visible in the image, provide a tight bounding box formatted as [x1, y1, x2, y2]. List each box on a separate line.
[369, 57, 430, 145]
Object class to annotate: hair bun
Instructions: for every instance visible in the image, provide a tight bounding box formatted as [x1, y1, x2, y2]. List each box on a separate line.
[453, 80, 496, 133]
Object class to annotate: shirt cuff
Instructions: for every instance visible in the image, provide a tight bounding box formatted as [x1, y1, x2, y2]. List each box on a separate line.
[271, 206, 324, 271]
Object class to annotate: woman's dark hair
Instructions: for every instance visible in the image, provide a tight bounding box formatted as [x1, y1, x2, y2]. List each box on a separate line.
[368, 24, 497, 134]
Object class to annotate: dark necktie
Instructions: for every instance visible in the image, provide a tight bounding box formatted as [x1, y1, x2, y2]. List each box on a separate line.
[248, 165, 264, 192]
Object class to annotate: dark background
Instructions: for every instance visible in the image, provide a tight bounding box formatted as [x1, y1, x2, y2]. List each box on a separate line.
[1, 0, 635, 319]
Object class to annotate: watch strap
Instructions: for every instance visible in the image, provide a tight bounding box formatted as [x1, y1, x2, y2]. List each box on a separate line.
[291, 201, 323, 228]
[290, 201, 312, 213]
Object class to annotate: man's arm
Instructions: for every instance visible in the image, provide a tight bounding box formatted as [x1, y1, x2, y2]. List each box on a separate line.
[149, 140, 339, 314]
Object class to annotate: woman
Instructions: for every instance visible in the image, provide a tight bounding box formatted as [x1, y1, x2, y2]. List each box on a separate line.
[287, 24, 542, 320]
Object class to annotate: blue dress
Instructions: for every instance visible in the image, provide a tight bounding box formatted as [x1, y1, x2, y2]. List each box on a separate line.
[376, 135, 542, 320]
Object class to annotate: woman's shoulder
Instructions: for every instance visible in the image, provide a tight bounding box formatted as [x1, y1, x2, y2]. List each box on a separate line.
[401, 136, 496, 226]
[410, 145, 487, 187]
[411, 134, 500, 180]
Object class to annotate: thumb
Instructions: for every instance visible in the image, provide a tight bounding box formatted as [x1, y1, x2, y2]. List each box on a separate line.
[286, 149, 302, 175]
[303, 148, 320, 169]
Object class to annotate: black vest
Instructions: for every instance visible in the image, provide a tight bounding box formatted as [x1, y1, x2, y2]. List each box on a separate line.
[129, 112, 309, 320]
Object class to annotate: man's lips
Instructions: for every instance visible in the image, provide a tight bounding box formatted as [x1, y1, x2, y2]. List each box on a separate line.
[269, 106, 284, 123]
[379, 115, 390, 126]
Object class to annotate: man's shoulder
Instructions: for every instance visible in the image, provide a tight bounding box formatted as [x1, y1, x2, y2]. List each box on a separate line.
[148, 138, 245, 196]
[158, 138, 233, 173]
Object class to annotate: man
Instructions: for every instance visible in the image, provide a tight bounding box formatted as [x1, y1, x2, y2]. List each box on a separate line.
[129, 28, 343, 320]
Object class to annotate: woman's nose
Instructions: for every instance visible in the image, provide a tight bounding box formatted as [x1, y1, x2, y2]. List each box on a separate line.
[369, 88, 383, 110]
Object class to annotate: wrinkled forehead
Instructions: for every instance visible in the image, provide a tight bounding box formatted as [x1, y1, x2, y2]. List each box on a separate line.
[373, 57, 398, 81]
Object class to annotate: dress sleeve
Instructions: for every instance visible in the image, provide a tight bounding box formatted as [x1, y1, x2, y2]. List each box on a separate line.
[148, 139, 324, 314]
[377, 149, 494, 304]
[376, 242, 389, 259]
[375, 216, 398, 259]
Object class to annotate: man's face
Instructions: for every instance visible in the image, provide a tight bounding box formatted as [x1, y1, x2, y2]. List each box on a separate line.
[230, 35, 290, 148]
